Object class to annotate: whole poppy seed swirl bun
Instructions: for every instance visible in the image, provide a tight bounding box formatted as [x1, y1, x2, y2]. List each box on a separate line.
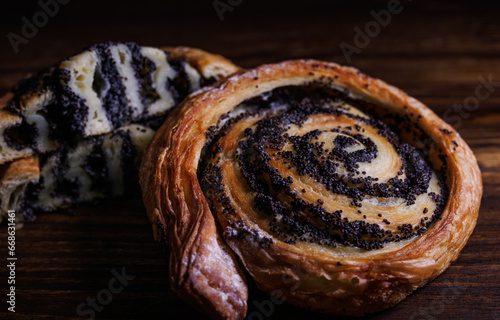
[140, 60, 482, 319]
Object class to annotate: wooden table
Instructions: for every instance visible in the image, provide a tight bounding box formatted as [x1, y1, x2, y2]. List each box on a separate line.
[0, 1, 499, 319]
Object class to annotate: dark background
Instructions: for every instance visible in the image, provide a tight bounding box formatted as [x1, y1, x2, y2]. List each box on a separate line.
[0, 1, 499, 319]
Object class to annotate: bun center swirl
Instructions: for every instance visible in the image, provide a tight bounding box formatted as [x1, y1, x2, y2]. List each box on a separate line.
[200, 86, 447, 252]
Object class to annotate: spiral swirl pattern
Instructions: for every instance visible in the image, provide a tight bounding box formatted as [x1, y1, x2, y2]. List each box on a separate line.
[199, 86, 447, 253]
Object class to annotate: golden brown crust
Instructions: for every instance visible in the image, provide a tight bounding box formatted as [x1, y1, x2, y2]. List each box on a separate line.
[163, 46, 241, 80]
[0, 156, 39, 184]
[140, 59, 482, 318]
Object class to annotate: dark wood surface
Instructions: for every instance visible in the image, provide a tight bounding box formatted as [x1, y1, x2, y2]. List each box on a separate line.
[0, 1, 499, 319]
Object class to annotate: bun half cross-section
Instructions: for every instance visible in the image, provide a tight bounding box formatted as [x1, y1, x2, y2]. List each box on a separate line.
[140, 60, 482, 319]
[0, 44, 239, 222]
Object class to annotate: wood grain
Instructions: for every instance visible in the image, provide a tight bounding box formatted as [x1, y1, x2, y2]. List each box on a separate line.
[0, 1, 499, 319]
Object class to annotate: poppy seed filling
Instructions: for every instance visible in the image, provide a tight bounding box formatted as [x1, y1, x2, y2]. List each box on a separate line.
[199, 86, 448, 251]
